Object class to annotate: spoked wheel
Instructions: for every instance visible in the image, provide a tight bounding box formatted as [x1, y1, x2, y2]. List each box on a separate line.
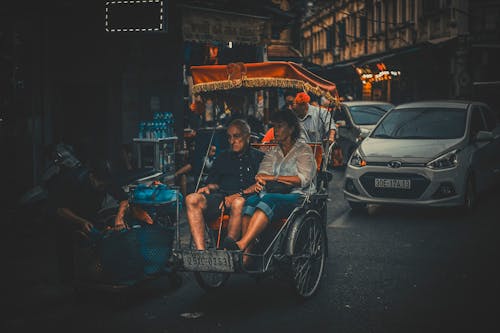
[287, 214, 327, 299]
[192, 230, 230, 291]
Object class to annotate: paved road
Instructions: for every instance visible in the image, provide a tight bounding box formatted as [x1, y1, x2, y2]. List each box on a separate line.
[3, 170, 499, 333]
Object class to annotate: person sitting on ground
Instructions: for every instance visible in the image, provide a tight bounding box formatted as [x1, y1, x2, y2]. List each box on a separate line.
[293, 92, 336, 144]
[185, 119, 264, 250]
[226, 109, 316, 258]
[49, 159, 129, 284]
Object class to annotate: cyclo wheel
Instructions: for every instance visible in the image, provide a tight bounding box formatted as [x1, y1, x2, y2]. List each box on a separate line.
[192, 229, 230, 291]
[287, 213, 327, 298]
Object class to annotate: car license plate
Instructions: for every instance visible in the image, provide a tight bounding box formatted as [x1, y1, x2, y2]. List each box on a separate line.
[181, 249, 235, 273]
[374, 178, 411, 190]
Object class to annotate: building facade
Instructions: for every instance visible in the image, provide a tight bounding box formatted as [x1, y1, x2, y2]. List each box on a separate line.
[299, 0, 494, 105]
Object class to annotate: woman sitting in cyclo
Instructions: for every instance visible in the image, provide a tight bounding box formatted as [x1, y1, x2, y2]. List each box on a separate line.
[223, 109, 317, 261]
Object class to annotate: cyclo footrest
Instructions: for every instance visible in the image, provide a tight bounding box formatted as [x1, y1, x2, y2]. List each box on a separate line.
[173, 249, 242, 273]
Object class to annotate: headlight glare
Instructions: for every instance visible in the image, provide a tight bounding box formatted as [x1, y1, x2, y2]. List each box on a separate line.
[426, 150, 458, 170]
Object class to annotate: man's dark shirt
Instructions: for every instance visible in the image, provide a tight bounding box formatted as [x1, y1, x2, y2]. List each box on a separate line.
[205, 147, 264, 194]
[50, 167, 127, 222]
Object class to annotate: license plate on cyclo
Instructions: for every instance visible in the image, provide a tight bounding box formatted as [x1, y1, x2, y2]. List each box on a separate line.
[375, 178, 411, 190]
[181, 249, 235, 272]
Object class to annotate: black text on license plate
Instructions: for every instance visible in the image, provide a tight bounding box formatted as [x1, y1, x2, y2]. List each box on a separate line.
[182, 250, 234, 272]
[374, 178, 411, 189]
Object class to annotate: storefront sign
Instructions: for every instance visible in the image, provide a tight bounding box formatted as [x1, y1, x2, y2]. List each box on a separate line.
[182, 6, 269, 45]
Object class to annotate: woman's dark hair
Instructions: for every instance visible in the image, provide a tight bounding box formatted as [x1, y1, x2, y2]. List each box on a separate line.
[270, 109, 301, 142]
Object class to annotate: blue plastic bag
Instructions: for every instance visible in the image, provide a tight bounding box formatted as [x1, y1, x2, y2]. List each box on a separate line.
[131, 183, 182, 206]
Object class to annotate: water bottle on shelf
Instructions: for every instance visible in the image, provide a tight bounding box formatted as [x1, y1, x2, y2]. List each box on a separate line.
[167, 112, 174, 137]
[171, 112, 176, 137]
[138, 121, 146, 138]
[146, 122, 153, 139]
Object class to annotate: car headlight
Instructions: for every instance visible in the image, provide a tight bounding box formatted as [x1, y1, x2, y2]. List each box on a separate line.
[426, 150, 458, 170]
[349, 149, 367, 167]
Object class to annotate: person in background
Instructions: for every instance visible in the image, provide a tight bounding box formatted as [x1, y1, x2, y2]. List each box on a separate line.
[259, 90, 297, 141]
[174, 145, 216, 196]
[120, 143, 134, 171]
[293, 92, 336, 144]
[185, 119, 264, 250]
[261, 89, 295, 144]
[49, 159, 129, 284]
[280, 90, 296, 112]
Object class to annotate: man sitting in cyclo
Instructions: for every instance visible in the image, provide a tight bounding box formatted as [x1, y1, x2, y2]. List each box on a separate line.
[185, 119, 264, 250]
[222, 109, 317, 264]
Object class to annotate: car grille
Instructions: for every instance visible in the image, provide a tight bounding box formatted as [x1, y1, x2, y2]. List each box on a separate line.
[359, 172, 430, 199]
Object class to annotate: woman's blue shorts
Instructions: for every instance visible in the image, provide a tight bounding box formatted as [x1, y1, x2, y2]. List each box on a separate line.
[242, 192, 303, 221]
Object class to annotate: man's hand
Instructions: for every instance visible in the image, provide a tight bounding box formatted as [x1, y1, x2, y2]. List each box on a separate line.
[79, 220, 93, 233]
[220, 193, 240, 209]
[327, 129, 336, 144]
[197, 186, 211, 194]
[114, 217, 127, 231]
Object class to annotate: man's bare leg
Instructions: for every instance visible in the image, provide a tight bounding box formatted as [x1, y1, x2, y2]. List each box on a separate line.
[185, 193, 207, 250]
[226, 196, 245, 241]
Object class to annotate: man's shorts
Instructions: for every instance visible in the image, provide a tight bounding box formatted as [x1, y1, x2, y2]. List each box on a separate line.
[203, 191, 227, 223]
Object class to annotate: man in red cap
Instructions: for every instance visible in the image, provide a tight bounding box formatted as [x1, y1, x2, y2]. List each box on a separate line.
[293, 92, 336, 143]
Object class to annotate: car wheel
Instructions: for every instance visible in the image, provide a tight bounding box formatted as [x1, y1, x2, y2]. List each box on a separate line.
[461, 175, 476, 214]
[348, 201, 366, 212]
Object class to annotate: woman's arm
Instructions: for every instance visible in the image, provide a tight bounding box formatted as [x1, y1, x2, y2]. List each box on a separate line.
[295, 144, 317, 187]
[255, 173, 301, 186]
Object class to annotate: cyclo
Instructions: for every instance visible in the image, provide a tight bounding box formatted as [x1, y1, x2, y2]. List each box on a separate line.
[172, 62, 340, 298]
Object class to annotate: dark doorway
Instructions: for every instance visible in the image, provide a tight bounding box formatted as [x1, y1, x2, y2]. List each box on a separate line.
[55, 84, 108, 164]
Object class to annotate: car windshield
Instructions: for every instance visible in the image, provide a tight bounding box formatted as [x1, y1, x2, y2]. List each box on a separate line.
[348, 105, 391, 125]
[371, 107, 467, 139]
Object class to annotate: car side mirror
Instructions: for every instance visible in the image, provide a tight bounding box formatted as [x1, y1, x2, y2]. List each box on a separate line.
[475, 130, 494, 142]
[336, 120, 347, 128]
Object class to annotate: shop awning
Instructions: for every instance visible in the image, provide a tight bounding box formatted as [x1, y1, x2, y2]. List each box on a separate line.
[191, 61, 338, 101]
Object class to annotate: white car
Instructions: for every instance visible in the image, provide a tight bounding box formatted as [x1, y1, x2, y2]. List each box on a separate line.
[333, 101, 394, 165]
[344, 100, 500, 212]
